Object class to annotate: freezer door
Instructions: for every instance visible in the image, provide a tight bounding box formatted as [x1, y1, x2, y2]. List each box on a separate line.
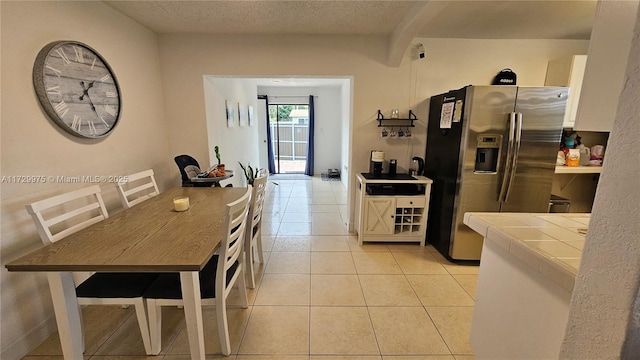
[425, 89, 467, 259]
[450, 86, 517, 260]
[500, 87, 567, 212]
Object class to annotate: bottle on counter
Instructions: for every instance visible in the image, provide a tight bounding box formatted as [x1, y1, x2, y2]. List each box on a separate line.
[566, 149, 580, 167]
[560, 136, 575, 163]
[578, 144, 591, 166]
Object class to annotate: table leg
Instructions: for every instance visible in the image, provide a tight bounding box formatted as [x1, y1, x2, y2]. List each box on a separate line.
[47, 272, 83, 359]
[180, 272, 205, 360]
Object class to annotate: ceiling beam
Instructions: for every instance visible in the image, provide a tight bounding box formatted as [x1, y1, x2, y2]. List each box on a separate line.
[387, 1, 448, 67]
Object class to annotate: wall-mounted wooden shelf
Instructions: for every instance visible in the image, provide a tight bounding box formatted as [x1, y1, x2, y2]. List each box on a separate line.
[377, 109, 417, 127]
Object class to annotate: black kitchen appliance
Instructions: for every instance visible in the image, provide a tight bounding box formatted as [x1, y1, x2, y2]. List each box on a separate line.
[370, 150, 384, 177]
[411, 157, 424, 176]
[389, 159, 397, 176]
[365, 182, 425, 196]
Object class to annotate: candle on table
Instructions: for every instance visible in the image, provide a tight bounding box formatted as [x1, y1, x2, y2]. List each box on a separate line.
[173, 196, 189, 211]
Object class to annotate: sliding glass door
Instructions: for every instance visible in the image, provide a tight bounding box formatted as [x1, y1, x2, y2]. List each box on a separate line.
[268, 104, 309, 174]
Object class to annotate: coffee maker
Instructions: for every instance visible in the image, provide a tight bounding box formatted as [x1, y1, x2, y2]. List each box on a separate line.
[370, 150, 384, 177]
[410, 156, 424, 176]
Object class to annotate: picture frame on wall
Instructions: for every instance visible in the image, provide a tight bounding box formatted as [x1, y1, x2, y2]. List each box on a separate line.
[238, 102, 246, 127]
[248, 105, 254, 126]
[225, 100, 235, 128]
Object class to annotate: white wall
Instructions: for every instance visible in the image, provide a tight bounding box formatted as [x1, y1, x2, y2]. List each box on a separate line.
[158, 34, 589, 230]
[340, 80, 353, 191]
[258, 85, 344, 175]
[560, 7, 640, 358]
[0, 2, 170, 358]
[203, 77, 260, 187]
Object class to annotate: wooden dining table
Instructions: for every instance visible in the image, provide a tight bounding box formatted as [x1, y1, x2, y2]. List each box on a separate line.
[5, 186, 248, 360]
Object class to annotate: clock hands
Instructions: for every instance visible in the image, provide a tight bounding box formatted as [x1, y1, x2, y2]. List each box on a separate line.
[78, 80, 95, 101]
[78, 80, 111, 133]
[79, 80, 99, 115]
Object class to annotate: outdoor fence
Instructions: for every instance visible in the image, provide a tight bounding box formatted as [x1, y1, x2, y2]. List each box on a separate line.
[270, 122, 308, 160]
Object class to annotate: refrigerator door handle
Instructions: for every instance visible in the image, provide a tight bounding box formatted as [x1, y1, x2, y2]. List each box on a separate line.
[498, 112, 517, 203]
[504, 112, 523, 202]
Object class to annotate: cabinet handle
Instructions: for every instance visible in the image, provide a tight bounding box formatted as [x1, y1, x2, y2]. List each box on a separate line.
[410, 201, 413, 204]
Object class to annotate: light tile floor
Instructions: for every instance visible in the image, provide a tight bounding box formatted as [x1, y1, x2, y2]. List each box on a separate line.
[23, 176, 478, 360]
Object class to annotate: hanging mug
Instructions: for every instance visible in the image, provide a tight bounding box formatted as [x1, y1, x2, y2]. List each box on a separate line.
[397, 128, 404, 137]
[381, 128, 388, 138]
[405, 128, 411, 137]
[390, 128, 397, 137]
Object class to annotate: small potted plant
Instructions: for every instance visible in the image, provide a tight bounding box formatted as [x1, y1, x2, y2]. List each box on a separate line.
[238, 162, 258, 186]
[209, 146, 225, 177]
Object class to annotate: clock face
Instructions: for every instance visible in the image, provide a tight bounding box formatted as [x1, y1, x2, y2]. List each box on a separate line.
[33, 41, 121, 138]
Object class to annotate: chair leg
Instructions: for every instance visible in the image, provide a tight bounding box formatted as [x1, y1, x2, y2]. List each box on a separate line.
[237, 265, 249, 308]
[133, 299, 153, 355]
[78, 303, 85, 353]
[146, 299, 162, 355]
[246, 242, 256, 289]
[256, 229, 264, 264]
[216, 294, 231, 356]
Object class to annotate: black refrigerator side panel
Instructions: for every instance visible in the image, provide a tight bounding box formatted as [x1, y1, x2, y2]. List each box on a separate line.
[425, 89, 466, 258]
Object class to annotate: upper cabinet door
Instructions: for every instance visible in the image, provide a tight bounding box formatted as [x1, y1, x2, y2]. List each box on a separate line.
[574, 0, 639, 132]
[545, 55, 587, 129]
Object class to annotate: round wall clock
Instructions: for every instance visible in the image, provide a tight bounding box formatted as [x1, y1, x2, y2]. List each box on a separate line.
[33, 41, 121, 138]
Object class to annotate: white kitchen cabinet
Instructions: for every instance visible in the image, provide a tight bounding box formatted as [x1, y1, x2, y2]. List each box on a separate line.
[464, 213, 587, 359]
[545, 55, 587, 129]
[394, 196, 426, 234]
[363, 197, 395, 234]
[573, 0, 638, 132]
[355, 173, 433, 246]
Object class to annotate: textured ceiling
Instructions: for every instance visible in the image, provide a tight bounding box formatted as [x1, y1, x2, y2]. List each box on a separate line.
[104, 1, 417, 35]
[418, 1, 596, 39]
[103, 0, 597, 39]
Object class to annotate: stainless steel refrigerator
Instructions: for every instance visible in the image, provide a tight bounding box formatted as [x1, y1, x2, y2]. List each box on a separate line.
[425, 85, 568, 261]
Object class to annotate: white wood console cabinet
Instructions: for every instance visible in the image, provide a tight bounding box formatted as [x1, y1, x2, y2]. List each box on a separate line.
[355, 173, 433, 246]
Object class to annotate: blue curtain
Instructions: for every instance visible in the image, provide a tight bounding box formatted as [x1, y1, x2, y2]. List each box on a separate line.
[305, 95, 315, 176]
[260, 95, 276, 174]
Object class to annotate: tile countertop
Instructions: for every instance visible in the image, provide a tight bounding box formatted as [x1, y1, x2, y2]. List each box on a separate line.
[463, 212, 590, 293]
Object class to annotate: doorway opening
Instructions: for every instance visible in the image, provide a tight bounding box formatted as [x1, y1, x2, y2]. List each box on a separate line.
[268, 103, 309, 174]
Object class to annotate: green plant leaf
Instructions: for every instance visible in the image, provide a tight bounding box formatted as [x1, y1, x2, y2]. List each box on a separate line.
[247, 166, 254, 183]
[214, 146, 221, 165]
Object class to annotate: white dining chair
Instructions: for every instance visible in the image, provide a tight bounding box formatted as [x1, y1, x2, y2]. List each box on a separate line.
[116, 169, 160, 209]
[143, 186, 252, 355]
[25, 185, 157, 354]
[245, 172, 268, 288]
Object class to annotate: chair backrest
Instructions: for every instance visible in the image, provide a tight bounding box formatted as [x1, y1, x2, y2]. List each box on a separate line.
[25, 185, 109, 245]
[248, 173, 268, 232]
[174, 155, 200, 182]
[116, 169, 160, 209]
[217, 186, 252, 294]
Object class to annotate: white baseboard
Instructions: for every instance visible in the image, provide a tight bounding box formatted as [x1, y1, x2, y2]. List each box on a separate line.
[1, 315, 57, 360]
